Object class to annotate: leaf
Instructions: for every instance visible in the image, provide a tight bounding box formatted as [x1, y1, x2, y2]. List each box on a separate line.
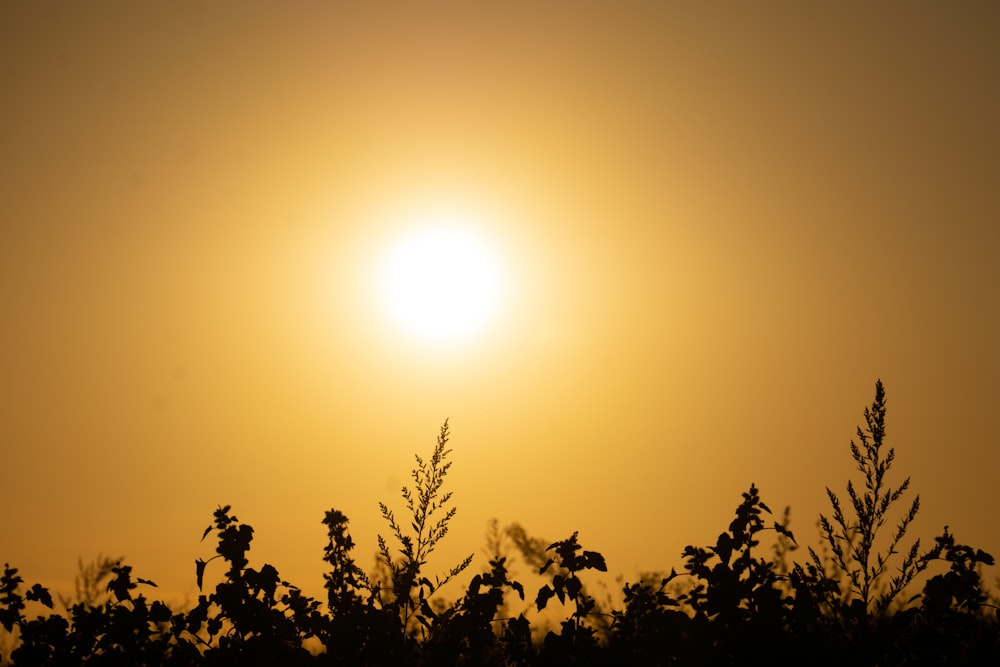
[195, 559, 207, 591]
[149, 600, 172, 624]
[774, 521, 797, 544]
[137, 577, 158, 587]
[565, 575, 582, 600]
[714, 532, 733, 566]
[510, 580, 525, 600]
[583, 550, 607, 572]
[201, 525, 213, 542]
[539, 558, 554, 575]
[26, 583, 53, 609]
[535, 585, 555, 611]
[107, 576, 132, 603]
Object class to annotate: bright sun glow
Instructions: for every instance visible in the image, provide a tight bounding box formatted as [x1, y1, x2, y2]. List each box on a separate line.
[377, 223, 504, 343]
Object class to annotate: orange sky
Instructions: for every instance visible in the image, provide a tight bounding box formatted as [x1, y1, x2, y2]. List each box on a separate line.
[2, 2, 998, 604]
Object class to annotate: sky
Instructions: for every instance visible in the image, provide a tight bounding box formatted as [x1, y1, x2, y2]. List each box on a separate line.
[2, 2, 999, 605]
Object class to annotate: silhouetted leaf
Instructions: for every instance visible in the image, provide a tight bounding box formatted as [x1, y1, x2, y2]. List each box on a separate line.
[583, 550, 607, 572]
[715, 532, 733, 566]
[105, 563, 138, 603]
[565, 575, 582, 599]
[539, 558, 554, 575]
[774, 521, 797, 545]
[149, 600, 171, 623]
[536, 585, 555, 611]
[26, 583, 52, 608]
[195, 559, 207, 591]
[201, 525, 213, 542]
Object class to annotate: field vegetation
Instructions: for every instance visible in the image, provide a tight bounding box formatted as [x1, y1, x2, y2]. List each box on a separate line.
[2, 381, 997, 665]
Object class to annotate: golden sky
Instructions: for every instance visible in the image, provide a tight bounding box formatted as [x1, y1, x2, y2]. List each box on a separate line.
[2, 2, 999, 602]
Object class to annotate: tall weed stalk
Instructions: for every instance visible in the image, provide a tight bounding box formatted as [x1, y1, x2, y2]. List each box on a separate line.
[376, 420, 473, 631]
[810, 379, 926, 615]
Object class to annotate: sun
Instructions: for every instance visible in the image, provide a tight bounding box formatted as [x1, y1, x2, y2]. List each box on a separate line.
[377, 223, 504, 343]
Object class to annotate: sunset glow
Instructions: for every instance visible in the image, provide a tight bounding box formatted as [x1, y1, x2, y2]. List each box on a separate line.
[1, 2, 998, 629]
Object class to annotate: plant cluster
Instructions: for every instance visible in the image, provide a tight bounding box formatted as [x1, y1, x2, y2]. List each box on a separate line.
[2, 383, 998, 665]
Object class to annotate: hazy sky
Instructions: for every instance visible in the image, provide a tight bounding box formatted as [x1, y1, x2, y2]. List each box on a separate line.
[2, 2, 998, 603]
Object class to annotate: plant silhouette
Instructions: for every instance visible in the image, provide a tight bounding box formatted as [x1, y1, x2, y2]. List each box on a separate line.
[1, 383, 998, 665]
[810, 379, 926, 618]
[374, 419, 473, 635]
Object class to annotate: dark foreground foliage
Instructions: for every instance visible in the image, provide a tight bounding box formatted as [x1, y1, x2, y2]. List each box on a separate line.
[3, 384, 998, 665]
